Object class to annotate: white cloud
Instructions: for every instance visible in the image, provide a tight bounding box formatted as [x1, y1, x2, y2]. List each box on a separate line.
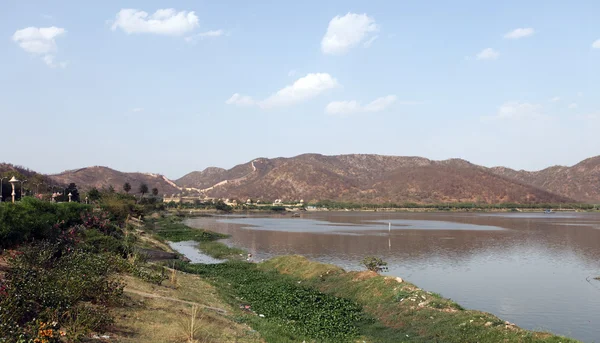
[550, 96, 561, 102]
[363, 35, 378, 48]
[42, 55, 67, 68]
[321, 13, 379, 55]
[225, 93, 256, 107]
[12, 26, 67, 67]
[325, 95, 399, 115]
[485, 102, 543, 120]
[12, 26, 65, 54]
[476, 48, 499, 60]
[592, 39, 600, 49]
[111, 8, 199, 36]
[185, 29, 224, 43]
[568, 103, 578, 109]
[131, 107, 144, 112]
[325, 100, 362, 115]
[226, 73, 339, 109]
[504, 28, 535, 39]
[260, 73, 339, 108]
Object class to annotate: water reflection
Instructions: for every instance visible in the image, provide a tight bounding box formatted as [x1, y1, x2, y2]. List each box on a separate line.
[185, 212, 600, 342]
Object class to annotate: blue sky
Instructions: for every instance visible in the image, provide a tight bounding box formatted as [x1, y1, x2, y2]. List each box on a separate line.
[1, 0, 599, 179]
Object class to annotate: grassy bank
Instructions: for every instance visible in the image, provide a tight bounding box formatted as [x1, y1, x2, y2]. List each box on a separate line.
[171, 256, 578, 343]
[147, 216, 245, 259]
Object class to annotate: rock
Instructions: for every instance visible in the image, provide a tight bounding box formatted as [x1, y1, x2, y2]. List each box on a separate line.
[484, 321, 493, 327]
[395, 277, 403, 283]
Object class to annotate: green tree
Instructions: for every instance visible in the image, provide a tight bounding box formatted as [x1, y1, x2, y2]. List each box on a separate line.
[65, 183, 80, 202]
[139, 183, 149, 197]
[87, 187, 101, 202]
[151, 187, 159, 196]
[361, 256, 388, 274]
[123, 182, 131, 194]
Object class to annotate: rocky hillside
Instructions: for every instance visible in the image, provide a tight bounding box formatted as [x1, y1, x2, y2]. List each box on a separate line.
[48, 166, 181, 195]
[176, 154, 573, 204]
[490, 156, 600, 203]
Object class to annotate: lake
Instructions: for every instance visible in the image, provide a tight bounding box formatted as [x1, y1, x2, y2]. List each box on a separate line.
[185, 212, 600, 342]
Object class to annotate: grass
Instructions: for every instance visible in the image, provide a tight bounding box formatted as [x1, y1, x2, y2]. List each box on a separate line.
[109, 272, 262, 343]
[258, 255, 579, 343]
[197, 241, 246, 259]
[148, 216, 227, 243]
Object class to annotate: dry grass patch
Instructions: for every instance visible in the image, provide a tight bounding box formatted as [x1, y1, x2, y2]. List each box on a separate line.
[109, 271, 262, 343]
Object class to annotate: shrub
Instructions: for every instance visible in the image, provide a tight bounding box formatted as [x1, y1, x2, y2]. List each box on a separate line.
[0, 198, 90, 248]
[361, 256, 388, 273]
[0, 242, 123, 341]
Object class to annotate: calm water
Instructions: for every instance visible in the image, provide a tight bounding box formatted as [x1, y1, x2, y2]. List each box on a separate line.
[185, 212, 600, 342]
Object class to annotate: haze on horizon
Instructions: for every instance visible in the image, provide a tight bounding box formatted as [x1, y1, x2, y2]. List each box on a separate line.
[2, 1, 599, 179]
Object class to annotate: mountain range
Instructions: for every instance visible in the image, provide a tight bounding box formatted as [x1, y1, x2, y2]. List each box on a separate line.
[39, 154, 600, 204]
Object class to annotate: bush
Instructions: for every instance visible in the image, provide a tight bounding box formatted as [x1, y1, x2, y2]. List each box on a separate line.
[361, 256, 388, 273]
[0, 198, 90, 248]
[0, 242, 123, 342]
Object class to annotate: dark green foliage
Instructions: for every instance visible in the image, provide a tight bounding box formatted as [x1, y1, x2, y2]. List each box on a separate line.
[0, 242, 123, 341]
[175, 261, 366, 342]
[139, 183, 148, 196]
[151, 217, 227, 242]
[361, 256, 388, 273]
[151, 187, 159, 196]
[87, 187, 101, 202]
[0, 197, 90, 248]
[123, 182, 131, 194]
[65, 183, 80, 202]
[214, 200, 233, 213]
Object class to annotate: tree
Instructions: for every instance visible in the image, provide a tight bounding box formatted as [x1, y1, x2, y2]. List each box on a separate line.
[139, 183, 149, 197]
[123, 182, 131, 194]
[107, 185, 115, 193]
[87, 187, 101, 202]
[65, 183, 80, 202]
[361, 256, 388, 274]
[152, 187, 159, 196]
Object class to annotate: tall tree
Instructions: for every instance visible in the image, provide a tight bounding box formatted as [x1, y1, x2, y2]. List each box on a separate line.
[151, 187, 159, 196]
[87, 187, 101, 202]
[139, 183, 149, 197]
[123, 182, 131, 194]
[65, 183, 80, 202]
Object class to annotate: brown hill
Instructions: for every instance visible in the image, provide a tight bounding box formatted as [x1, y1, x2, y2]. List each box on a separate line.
[176, 154, 572, 204]
[490, 156, 600, 203]
[48, 166, 181, 195]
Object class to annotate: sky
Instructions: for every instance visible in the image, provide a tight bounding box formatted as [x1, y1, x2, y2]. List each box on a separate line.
[1, 0, 599, 179]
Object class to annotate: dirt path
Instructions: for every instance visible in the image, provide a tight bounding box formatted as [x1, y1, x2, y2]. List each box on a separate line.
[123, 288, 228, 314]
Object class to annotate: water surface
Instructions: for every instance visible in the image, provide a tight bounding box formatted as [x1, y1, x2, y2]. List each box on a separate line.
[186, 212, 600, 342]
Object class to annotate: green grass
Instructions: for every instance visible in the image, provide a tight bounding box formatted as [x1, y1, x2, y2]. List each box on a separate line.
[149, 217, 227, 242]
[197, 241, 246, 259]
[258, 255, 579, 343]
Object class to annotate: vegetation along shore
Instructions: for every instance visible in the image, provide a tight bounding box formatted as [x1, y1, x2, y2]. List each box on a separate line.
[0, 189, 583, 342]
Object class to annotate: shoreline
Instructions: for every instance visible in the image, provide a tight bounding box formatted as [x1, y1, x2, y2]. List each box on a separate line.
[159, 216, 581, 342]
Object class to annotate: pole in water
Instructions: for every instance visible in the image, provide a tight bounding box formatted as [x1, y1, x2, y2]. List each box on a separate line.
[388, 222, 391, 248]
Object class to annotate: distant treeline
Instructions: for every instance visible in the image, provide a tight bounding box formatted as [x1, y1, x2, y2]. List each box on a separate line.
[309, 200, 599, 210]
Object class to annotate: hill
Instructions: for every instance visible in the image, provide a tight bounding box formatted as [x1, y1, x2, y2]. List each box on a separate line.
[176, 154, 573, 204]
[490, 156, 600, 203]
[48, 166, 181, 195]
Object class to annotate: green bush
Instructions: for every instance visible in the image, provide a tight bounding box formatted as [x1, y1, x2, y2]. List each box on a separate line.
[0, 242, 123, 342]
[361, 256, 388, 273]
[0, 198, 90, 248]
